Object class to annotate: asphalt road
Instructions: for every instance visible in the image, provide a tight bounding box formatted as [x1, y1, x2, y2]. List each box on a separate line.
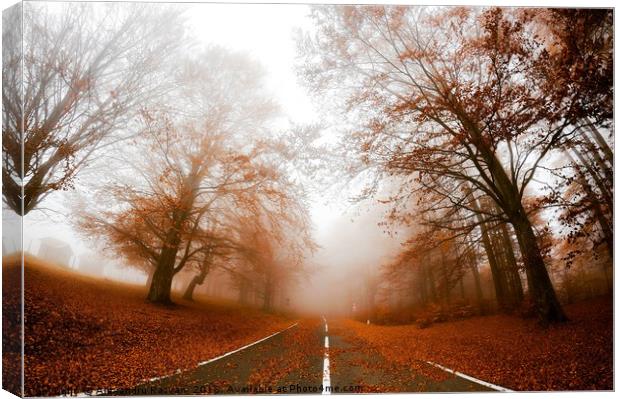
[106, 318, 497, 395]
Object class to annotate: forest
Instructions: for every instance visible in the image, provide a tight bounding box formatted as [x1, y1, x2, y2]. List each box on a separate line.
[1, 2, 614, 395]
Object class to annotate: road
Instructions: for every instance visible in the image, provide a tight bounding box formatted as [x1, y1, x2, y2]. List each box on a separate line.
[106, 318, 500, 395]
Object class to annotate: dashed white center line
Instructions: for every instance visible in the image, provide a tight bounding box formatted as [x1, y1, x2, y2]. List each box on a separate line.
[322, 316, 331, 395]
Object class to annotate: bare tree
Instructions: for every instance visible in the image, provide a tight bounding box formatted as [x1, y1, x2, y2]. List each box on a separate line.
[2, 2, 185, 215]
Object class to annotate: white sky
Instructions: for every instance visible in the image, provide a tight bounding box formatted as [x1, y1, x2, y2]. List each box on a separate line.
[187, 3, 316, 123]
[185, 3, 350, 249]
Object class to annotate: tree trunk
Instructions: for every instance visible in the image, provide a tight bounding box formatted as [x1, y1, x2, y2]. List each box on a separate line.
[147, 258, 175, 305]
[511, 208, 567, 323]
[467, 190, 514, 311]
[183, 263, 210, 301]
[440, 250, 450, 305]
[145, 268, 155, 288]
[426, 254, 437, 302]
[573, 149, 613, 211]
[584, 121, 613, 165]
[475, 141, 566, 322]
[147, 224, 183, 304]
[566, 150, 613, 258]
[579, 131, 613, 188]
[469, 261, 485, 314]
[477, 212, 510, 310]
[496, 222, 524, 308]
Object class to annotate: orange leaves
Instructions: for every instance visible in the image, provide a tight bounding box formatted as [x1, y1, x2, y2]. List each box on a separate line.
[8, 259, 292, 396]
[398, 48, 426, 62]
[344, 296, 612, 391]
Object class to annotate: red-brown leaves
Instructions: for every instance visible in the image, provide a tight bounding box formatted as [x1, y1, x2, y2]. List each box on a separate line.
[5, 257, 292, 396]
[344, 296, 612, 391]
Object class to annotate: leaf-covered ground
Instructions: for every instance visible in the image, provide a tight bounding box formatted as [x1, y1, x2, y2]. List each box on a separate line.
[3, 255, 292, 396]
[343, 296, 612, 391]
[131, 319, 324, 395]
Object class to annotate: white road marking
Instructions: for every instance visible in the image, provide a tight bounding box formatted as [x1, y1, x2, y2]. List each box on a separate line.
[425, 361, 514, 392]
[196, 322, 299, 366]
[74, 322, 299, 396]
[322, 316, 331, 395]
[322, 355, 331, 395]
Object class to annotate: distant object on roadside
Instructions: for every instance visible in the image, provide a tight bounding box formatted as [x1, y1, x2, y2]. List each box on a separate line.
[38, 237, 75, 267]
[78, 252, 106, 276]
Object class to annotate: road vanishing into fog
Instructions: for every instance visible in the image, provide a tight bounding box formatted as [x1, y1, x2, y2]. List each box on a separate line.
[101, 318, 505, 395]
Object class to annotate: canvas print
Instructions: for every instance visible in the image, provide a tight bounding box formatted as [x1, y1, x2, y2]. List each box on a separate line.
[1, 0, 614, 396]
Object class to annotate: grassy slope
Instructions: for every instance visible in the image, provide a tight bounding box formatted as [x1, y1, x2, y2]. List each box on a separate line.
[343, 296, 613, 391]
[2, 255, 292, 396]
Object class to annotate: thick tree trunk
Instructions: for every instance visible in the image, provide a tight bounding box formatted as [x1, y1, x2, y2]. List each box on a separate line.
[147, 258, 175, 304]
[474, 139, 566, 322]
[511, 209, 567, 323]
[147, 222, 183, 304]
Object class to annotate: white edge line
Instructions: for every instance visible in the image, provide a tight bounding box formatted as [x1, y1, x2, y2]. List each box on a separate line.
[322, 319, 331, 395]
[72, 322, 299, 396]
[196, 322, 299, 366]
[426, 361, 514, 392]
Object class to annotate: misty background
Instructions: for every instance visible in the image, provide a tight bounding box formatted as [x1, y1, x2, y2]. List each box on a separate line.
[8, 2, 398, 315]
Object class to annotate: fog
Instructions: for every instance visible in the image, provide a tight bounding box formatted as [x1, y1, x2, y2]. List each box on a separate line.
[10, 2, 408, 315]
[5, 1, 612, 323]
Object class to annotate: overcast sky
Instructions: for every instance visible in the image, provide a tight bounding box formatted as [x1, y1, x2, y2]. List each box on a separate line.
[185, 2, 348, 237]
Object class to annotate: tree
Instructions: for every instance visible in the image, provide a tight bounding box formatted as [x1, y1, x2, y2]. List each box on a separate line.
[79, 114, 298, 304]
[298, 6, 612, 322]
[524, 9, 613, 125]
[229, 198, 314, 311]
[78, 47, 314, 305]
[2, 2, 185, 215]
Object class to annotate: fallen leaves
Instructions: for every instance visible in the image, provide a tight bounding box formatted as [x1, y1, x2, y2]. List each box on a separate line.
[3, 256, 292, 396]
[342, 296, 613, 391]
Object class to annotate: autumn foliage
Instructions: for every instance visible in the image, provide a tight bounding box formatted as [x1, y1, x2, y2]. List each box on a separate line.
[3, 256, 292, 396]
[341, 296, 612, 391]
